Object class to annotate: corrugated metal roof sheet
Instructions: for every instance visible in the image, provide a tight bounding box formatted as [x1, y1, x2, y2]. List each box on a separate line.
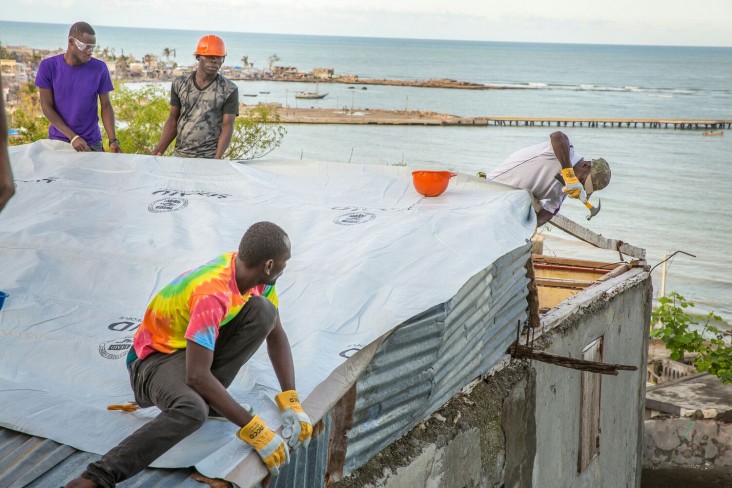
[344, 243, 531, 473]
[269, 412, 331, 488]
[0, 428, 201, 487]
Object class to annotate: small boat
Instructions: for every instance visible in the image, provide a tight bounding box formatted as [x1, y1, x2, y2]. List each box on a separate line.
[295, 91, 328, 99]
[259, 91, 270, 94]
[242, 93, 258, 97]
[703, 131, 724, 137]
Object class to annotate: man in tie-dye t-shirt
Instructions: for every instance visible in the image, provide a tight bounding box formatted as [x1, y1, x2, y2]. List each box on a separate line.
[128, 251, 279, 362]
[67, 222, 312, 488]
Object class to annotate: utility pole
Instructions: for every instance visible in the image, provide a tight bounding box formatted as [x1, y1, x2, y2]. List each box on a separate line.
[660, 251, 667, 298]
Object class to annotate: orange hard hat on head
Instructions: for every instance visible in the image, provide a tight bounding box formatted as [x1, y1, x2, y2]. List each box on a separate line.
[195, 35, 226, 57]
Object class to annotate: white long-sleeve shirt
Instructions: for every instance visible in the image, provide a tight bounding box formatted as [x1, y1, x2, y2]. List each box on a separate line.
[487, 139, 583, 214]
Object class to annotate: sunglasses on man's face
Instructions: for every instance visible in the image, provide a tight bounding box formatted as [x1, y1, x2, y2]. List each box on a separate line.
[69, 37, 96, 52]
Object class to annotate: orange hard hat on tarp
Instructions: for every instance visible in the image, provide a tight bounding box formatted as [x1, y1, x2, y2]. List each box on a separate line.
[195, 35, 227, 56]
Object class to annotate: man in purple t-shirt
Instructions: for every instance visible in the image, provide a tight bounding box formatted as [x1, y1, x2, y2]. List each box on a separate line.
[35, 22, 122, 153]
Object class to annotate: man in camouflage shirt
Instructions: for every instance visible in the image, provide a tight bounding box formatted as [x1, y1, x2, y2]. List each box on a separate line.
[152, 35, 239, 159]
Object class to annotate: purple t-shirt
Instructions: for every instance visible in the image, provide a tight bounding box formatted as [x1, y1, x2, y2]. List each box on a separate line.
[35, 54, 114, 144]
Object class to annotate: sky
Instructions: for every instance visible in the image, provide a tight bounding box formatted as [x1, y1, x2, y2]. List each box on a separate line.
[3, 0, 732, 47]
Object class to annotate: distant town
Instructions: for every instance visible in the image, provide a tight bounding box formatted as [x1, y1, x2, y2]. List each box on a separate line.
[0, 44, 339, 102]
[1, 43, 509, 107]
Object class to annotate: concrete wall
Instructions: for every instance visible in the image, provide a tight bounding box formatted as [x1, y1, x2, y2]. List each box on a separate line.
[335, 362, 535, 488]
[335, 268, 651, 488]
[532, 269, 651, 488]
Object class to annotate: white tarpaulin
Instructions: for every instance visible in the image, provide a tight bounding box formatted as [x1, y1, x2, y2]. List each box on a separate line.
[0, 140, 535, 478]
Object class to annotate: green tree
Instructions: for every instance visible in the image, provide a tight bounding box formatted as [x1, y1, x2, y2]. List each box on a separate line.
[109, 83, 171, 153]
[651, 292, 732, 383]
[225, 105, 287, 160]
[7, 82, 49, 144]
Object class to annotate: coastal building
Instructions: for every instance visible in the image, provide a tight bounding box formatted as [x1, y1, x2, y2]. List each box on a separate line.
[272, 65, 303, 79]
[0, 59, 31, 86]
[313, 67, 335, 79]
[0, 143, 651, 488]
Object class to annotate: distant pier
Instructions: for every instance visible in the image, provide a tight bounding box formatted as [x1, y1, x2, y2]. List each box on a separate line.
[484, 117, 731, 130]
[266, 107, 732, 130]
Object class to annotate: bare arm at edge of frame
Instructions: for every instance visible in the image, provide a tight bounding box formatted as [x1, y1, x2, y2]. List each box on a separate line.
[0, 75, 15, 212]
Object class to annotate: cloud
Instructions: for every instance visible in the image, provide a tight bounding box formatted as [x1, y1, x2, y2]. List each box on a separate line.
[4, 0, 732, 46]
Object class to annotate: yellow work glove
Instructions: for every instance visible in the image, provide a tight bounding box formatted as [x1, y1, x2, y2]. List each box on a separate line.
[560, 167, 586, 200]
[237, 415, 290, 476]
[107, 402, 139, 412]
[275, 390, 313, 450]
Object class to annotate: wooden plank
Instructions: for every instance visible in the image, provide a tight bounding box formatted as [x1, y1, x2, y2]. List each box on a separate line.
[549, 213, 646, 259]
[533, 254, 621, 270]
[535, 277, 594, 289]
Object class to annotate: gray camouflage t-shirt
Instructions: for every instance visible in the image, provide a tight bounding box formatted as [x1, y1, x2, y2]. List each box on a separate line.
[171, 73, 239, 159]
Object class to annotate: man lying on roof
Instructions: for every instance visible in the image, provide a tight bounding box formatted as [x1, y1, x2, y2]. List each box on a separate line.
[66, 221, 311, 487]
[486, 131, 611, 226]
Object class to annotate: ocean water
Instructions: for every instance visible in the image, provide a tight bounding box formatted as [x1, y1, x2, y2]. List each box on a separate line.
[2, 21, 732, 321]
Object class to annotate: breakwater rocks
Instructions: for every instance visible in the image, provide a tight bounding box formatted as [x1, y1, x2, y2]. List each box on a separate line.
[644, 418, 732, 466]
[643, 418, 732, 487]
[329, 77, 511, 90]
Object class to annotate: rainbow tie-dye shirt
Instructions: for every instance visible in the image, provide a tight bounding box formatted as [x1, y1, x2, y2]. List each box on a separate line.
[131, 252, 278, 361]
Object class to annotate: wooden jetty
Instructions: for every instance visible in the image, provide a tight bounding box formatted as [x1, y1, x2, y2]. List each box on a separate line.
[260, 106, 732, 130]
[485, 117, 731, 130]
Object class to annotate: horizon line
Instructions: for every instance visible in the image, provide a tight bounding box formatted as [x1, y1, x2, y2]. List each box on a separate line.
[1, 19, 731, 50]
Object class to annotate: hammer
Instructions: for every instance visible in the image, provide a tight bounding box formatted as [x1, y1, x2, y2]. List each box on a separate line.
[583, 198, 601, 221]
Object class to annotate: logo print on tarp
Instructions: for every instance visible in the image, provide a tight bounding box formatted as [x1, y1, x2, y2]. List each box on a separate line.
[99, 337, 134, 360]
[148, 197, 189, 213]
[334, 212, 376, 226]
